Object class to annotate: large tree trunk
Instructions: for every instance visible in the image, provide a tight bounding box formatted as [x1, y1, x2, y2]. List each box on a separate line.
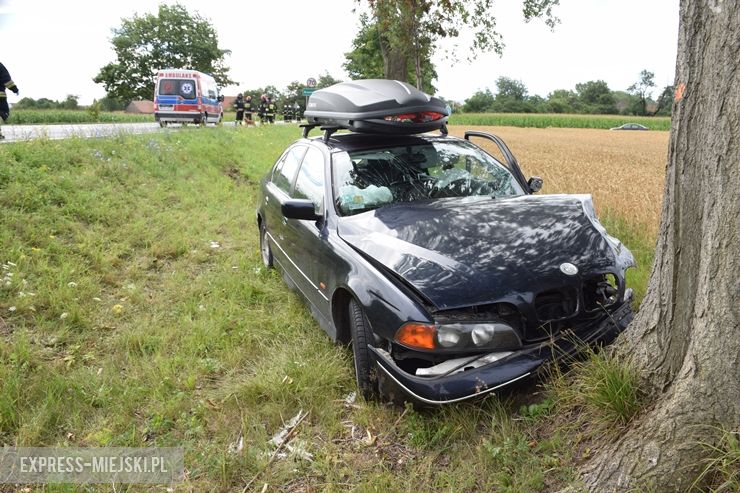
[578, 1, 739, 491]
[375, 0, 409, 81]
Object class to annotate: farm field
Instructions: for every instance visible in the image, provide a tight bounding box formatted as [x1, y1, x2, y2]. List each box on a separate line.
[7, 110, 153, 125]
[449, 112, 671, 131]
[0, 125, 670, 492]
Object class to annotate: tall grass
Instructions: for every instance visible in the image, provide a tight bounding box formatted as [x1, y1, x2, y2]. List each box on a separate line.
[450, 112, 671, 131]
[7, 110, 152, 124]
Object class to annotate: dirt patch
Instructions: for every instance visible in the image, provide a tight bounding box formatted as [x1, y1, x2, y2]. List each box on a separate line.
[0, 316, 10, 336]
[224, 166, 253, 186]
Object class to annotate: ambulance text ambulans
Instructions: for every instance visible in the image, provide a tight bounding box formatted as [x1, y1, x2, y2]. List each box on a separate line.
[154, 69, 224, 127]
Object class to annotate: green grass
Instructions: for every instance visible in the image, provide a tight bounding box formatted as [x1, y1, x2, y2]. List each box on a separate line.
[450, 112, 671, 130]
[7, 110, 153, 124]
[0, 126, 659, 491]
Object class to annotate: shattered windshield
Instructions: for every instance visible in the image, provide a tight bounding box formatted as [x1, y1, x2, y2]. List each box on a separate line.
[332, 139, 525, 216]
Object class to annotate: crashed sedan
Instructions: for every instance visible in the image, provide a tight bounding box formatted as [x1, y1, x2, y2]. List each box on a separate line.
[256, 80, 635, 406]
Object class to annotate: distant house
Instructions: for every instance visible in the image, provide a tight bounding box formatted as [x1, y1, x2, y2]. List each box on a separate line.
[222, 96, 237, 110]
[126, 100, 154, 114]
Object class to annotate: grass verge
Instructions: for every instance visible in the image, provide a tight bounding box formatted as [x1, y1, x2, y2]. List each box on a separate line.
[0, 125, 660, 491]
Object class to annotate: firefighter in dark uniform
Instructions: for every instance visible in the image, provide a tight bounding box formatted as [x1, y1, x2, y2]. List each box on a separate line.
[293, 102, 301, 122]
[244, 95, 254, 125]
[234, 93, 245, 125]
[283, 100, 292, 123]
[0, 62, 19, 139]
[266, 96, 276, 124]
[259, 94, 269, 124]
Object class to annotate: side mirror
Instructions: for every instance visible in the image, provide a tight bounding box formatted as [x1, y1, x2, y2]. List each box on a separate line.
[527, 176, 543, 193]
[217, 95, 224, 102]
[281, 199, 321, 221]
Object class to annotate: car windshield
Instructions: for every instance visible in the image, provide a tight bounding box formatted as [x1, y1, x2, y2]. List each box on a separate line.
[332, 139, 525, 216]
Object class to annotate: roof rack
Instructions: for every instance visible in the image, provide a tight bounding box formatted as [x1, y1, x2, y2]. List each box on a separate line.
[300, 123, 341, 142]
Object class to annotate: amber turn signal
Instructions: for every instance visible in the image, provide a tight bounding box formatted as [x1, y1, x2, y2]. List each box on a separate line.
[395, 322, 436, 350]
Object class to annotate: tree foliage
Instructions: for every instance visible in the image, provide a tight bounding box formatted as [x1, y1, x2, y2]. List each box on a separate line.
[575, 80, 616, 114]
[627, 69, 656, 116]
[363, 0, 559, 89]
[93, 3, 233, 102]
[344, 13, 437, 93]
[14, 95, 80, 110]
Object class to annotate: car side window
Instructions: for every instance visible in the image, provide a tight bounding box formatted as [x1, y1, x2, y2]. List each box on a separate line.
[293, 147, 325, 213]
[273, 146, 306, 194]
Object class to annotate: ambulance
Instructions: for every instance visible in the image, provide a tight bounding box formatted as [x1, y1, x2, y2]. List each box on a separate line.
[154, 69, 224, 127]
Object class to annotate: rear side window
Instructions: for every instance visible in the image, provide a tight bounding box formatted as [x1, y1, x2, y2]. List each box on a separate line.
[272, 146, 307, 193]
[158, 79, 196, 99]
[293, 147, 325, 212]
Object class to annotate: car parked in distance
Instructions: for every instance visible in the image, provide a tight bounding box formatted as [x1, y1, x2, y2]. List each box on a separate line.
[257, 80, 635, 406]
[610, 123, 649, 131]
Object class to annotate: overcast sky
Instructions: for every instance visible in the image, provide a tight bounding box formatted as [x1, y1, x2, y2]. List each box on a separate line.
[0, 0, 679, 104]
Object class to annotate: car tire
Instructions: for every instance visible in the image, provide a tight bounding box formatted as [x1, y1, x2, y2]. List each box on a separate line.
[159, 121, 167, 128]
[259, 222, 273, 268]
[349, 299, 378, 400]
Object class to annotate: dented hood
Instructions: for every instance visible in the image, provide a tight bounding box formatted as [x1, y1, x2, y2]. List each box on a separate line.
[337, 194, 622, 310]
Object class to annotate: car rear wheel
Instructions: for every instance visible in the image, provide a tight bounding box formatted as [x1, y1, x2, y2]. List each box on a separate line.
[259, 222, 273, 268]
[349, 299, 378, 400]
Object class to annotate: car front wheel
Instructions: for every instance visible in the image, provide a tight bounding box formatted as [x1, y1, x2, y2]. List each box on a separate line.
[260, 222, 273, 268]
[349, 299, 378, 400]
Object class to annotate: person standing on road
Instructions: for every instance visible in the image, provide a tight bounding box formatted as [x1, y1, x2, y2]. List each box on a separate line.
[244, 95, 254, 125]
[283, 100, 292, 123]
[258, 94, 268, 125]
[266, 96, 276, 124]
[234, 93, 245, 125]
[0, 62, 19, 139]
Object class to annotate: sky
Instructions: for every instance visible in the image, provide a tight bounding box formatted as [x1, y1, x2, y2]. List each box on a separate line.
[0, 0, 680, 105]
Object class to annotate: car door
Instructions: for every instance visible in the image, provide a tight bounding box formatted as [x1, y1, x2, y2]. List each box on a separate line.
[283, 145, 332, 316]
[263, 145, 307, 276]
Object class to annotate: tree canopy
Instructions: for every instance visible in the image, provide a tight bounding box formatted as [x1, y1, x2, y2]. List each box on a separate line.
[93, 3, 234, 102]
[362, 0, 559, 88]
[344, 13, 437, 93]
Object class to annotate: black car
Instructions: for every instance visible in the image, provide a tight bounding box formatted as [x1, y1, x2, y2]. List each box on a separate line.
[257, 80, 635, 406]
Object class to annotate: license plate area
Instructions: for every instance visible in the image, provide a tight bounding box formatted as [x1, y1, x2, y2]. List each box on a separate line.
[159, 105, 174, 111]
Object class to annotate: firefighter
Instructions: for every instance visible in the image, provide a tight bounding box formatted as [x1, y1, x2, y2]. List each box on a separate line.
[293, 102, 301, 122]
[0, 62, 19, 139]
[258, 94, 268, 124]
[234, 93, 245, 124]
[266, 96, 276, 124]
[283, 100, 292, 123]
[244, 95, 254, 125]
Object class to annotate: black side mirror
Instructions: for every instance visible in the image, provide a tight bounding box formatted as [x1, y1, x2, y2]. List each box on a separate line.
[527, 176, 543, 193]
[217, 95, 224, 102]
[281, 199, 321, 221]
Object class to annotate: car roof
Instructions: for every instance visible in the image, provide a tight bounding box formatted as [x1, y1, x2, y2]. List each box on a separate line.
[304, 131, 459, 153]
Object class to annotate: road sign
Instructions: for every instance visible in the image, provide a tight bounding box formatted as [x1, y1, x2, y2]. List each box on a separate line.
[306, 78, 317, 88]
[303, 88, 317, 96]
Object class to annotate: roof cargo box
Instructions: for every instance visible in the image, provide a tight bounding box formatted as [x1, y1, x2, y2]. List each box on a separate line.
[304, 79, 449, 135]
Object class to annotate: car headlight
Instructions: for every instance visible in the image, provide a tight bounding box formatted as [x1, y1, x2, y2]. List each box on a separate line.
[395, 322, 522, 351]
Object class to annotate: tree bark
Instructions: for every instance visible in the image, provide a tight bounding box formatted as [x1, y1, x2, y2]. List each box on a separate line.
[578, 1, 740, 491]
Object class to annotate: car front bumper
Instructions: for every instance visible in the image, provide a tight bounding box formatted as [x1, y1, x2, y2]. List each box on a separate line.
[368, 300, 633, 406]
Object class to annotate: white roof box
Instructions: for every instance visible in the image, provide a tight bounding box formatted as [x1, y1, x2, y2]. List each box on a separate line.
[304, 79, 449, 135]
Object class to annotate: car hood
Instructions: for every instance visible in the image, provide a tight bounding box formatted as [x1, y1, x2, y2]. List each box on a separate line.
[338, 194, 627, 310]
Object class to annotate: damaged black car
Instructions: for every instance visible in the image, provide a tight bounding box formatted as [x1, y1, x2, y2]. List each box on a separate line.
[256, 80, 635, 406]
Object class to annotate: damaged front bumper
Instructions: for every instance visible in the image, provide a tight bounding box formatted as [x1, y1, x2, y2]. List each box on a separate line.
[369, 300, 633, 406]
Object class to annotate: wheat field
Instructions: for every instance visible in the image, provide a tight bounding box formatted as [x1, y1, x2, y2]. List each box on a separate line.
[448, 125, 670, 238]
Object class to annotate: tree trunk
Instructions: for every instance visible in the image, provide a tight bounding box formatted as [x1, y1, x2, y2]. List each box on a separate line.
[578, 1, 740, 491]
[375, 0, 409, 82]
